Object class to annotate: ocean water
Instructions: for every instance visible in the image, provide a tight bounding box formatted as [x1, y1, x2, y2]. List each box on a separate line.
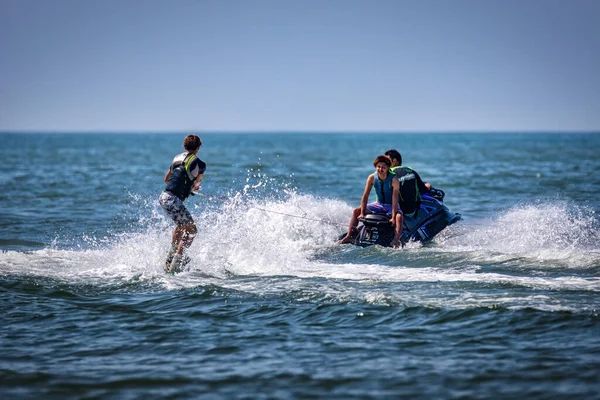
[1, 132, 599, 399]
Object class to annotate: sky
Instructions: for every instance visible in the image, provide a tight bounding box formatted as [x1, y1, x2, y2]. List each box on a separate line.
[1, 0, 599, 132]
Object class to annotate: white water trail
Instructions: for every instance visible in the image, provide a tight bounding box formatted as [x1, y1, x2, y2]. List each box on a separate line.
[432, 201, 600, 269]
[1, 189, 599, 317]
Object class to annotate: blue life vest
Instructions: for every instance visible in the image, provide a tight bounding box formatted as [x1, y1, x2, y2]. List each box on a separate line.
[373, 172, 394, 205]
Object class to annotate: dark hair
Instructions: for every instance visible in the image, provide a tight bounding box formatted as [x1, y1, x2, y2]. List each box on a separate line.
[183, 135, 202, 151]
[384, 149, 402, 165]
[373, 155, 391, 168]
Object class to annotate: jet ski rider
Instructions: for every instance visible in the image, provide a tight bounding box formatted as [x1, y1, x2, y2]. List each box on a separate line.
[384, 149, 432, 218]
[339, 155, 404, 248]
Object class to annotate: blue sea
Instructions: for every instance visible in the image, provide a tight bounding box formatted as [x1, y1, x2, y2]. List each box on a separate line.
[1, 132, 599, 399]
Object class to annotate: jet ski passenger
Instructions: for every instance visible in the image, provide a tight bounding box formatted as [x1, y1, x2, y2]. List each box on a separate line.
[339, 155, 404, 248]
[384, 149, 431, 218]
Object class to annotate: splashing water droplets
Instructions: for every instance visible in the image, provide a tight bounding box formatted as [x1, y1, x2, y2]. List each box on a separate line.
[439, 201, 600, 267]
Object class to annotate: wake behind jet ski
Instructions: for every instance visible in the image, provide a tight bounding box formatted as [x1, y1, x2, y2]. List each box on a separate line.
[338, 187, 461, 247]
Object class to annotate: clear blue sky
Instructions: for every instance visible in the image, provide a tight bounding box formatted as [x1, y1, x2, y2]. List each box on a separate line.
[1, 0, 599, 132]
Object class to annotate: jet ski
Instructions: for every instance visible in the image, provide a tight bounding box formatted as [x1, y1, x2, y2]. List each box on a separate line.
[339, 188, 461, 247]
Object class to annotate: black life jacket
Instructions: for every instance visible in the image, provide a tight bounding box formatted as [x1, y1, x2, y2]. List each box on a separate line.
[165, 152, 197, 200]
[391, 166, 421, 214]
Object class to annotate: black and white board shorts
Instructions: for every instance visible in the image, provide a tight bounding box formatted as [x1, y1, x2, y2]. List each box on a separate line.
[159, 191, 194, 226]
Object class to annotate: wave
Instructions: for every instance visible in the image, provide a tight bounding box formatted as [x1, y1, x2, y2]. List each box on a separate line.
[0, 190, 350, 283]
[0, 239, 47, 249]
[434, 201, 600, 269]
[1, 193, 599, 312]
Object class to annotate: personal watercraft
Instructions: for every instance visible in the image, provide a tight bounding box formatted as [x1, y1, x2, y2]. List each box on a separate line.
[339, 188, 461, 247]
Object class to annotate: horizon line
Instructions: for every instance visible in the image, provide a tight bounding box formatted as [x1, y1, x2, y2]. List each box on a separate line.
[2, 129, 600, 135]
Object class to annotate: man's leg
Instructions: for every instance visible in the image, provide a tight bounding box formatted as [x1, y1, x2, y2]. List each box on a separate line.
[160, 192, 188, 270]
[165, 226, 183, 269]
[169, 222, 197, 272]
[176, 222, 197, 254]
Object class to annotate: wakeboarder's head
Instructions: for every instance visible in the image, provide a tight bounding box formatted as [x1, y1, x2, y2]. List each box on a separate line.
[183, 135, 202, 153]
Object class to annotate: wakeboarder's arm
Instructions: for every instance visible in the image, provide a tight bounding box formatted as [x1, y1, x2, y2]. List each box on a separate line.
[193, 161, 207, 191]
[359, 174, 374, 218]
[164, 169, 172, 184]
[193, 173, 204, 191]
[391, 176, 400, 225]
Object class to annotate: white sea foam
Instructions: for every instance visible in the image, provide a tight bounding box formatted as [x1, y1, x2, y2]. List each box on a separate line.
[432, 201, 600, 268]
[1, 194, 599, 311]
